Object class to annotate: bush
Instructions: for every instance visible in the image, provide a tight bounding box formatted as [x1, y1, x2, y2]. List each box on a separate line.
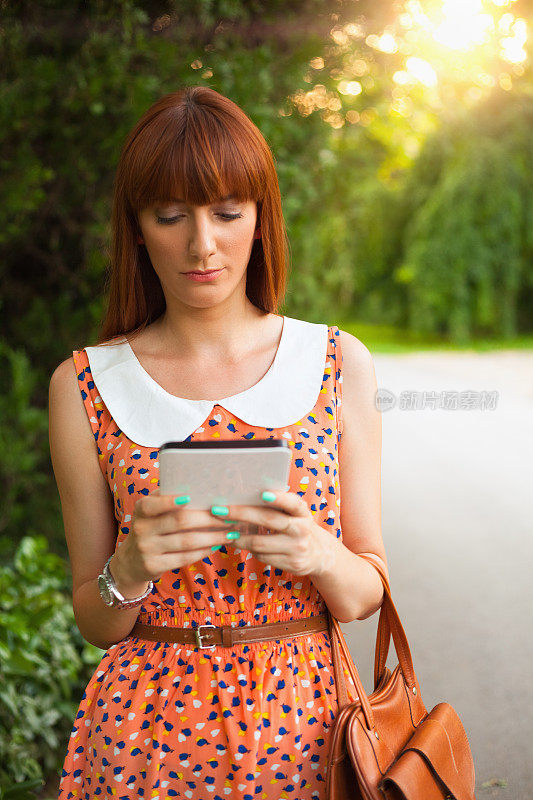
[0, 340, 57, 565]
[0, 536, 103, 798]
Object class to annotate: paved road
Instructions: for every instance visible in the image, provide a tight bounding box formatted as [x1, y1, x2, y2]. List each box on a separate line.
[340, 350, 533, 800]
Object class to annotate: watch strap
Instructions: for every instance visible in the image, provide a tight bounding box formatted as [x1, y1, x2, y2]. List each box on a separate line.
[102, 553, 154, 609]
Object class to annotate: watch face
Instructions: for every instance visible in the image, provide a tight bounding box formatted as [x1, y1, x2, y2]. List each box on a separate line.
[98, 574, 113, 606]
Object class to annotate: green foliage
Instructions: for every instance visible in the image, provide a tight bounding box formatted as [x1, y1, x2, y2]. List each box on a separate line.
[396, 97, 532, 342]
[0, 536, 103, 799]
[0, 341, 58, 564]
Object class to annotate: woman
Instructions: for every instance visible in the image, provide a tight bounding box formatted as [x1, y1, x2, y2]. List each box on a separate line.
[49, 85, 388, 800]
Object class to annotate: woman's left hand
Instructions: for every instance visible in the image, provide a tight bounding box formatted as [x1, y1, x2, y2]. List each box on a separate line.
[209, 490, 333, 577]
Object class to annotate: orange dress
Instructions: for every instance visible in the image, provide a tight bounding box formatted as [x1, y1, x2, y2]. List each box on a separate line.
[58, 315, 358, 800]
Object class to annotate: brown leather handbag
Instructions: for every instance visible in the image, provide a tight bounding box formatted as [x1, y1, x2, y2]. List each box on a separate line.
[325, 553, 477, 799]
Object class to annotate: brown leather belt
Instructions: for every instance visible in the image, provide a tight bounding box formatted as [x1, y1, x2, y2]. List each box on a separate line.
[130, 611, 330, 649]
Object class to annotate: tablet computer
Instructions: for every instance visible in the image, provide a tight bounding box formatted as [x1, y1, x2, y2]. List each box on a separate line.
[158, 438, 292, 509]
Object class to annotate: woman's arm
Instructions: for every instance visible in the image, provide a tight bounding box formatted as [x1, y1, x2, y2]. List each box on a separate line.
[309, 331, 387, 622]
[48, 357, 147, 650]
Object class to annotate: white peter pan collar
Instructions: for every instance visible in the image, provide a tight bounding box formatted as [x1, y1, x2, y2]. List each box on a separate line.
[85, 315, 329, 447]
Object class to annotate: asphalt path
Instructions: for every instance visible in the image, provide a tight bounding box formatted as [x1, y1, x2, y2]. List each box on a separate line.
[339, 349, 533, 800]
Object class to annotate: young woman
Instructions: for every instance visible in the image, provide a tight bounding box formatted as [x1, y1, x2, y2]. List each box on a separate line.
[49, 85, 388, 800]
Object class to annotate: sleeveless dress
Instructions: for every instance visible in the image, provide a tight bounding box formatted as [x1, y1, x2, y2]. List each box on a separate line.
[58, 315, 358, 800]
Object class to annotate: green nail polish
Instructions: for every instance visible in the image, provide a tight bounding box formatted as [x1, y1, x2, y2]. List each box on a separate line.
[174, 495, 191, 505]
[226, 531, 240, 540]
[262, 491, 276, 502]
[211, 544, 223, 551]
[211, 505, 229, 516]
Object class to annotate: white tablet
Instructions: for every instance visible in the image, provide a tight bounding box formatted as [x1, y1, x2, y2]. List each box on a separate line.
[158, 438, 292, 509]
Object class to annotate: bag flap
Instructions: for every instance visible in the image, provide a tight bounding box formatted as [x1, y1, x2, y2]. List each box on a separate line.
[380, 748, 449, 799]
[380, 702, 475, 800]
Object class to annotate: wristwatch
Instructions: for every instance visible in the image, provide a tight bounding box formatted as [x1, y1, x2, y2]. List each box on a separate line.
[97, 553, 154, 610]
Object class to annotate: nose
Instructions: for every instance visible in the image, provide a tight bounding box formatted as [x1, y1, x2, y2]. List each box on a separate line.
[188, 211, 217, 262]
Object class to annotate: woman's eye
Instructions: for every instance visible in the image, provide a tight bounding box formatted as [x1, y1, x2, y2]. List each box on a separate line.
[156, 212, 243, 225]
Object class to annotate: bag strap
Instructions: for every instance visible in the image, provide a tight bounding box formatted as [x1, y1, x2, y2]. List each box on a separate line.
[328, 552, 418, 730]
[357, 553, 395, 688]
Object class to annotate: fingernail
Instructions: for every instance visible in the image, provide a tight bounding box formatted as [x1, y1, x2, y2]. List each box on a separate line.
[211, 544, 223, 551]
[226, 531, 240, 540]
[174, 495, 191, 505]
[262, 491, 276, 502]
[211, 505, 229, 516]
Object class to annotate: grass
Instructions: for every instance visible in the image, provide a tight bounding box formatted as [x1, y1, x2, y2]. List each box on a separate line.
[334, 320, 533, 354]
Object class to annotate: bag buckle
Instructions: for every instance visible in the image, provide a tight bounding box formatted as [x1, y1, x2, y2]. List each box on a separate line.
[194, 623, 217, 649]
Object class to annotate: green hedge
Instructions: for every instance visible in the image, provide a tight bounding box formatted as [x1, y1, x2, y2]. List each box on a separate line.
[0, 536, 103, 799]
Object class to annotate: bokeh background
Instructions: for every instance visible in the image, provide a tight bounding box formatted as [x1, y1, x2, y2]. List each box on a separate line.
[1, 1, 531, 797]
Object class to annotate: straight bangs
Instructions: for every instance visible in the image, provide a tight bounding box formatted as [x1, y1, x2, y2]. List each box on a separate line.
[125, 106, 267, 217]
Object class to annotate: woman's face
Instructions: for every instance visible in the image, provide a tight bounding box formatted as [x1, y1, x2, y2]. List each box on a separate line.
[137, 195, 258, 306]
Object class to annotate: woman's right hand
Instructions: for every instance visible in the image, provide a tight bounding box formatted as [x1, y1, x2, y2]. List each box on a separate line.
[112, 489, 242, 593]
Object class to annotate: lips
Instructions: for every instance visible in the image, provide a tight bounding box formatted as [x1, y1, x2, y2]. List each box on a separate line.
[185, 270, 220, 274]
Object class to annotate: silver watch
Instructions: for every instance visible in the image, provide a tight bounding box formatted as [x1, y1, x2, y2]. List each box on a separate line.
[97, 553, 154, 610]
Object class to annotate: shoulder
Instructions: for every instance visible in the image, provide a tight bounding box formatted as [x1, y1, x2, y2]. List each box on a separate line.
[336, 330, 379, 436]
[49, 355, 99, 447]
[49, 355, 87, 420]
[49, 355, 78, 397]
[337, 329, 376, 387]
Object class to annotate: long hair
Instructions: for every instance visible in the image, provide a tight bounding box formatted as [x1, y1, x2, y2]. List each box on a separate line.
[95, 86, 290, 346]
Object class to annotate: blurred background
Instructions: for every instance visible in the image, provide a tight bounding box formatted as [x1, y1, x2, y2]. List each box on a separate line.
[0, 1, 531, 797]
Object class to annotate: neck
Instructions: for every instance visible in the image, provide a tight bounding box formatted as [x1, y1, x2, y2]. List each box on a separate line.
[151, 302, 271, 362]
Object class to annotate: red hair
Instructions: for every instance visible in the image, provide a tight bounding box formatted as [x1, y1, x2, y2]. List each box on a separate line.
[96, 86, 289, 346]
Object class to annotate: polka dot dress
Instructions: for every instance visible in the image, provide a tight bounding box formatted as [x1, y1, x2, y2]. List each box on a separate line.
[58, 323, 358, 800]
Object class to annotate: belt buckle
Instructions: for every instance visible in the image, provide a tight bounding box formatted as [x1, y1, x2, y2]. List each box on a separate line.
[194, 623, 217, 649]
